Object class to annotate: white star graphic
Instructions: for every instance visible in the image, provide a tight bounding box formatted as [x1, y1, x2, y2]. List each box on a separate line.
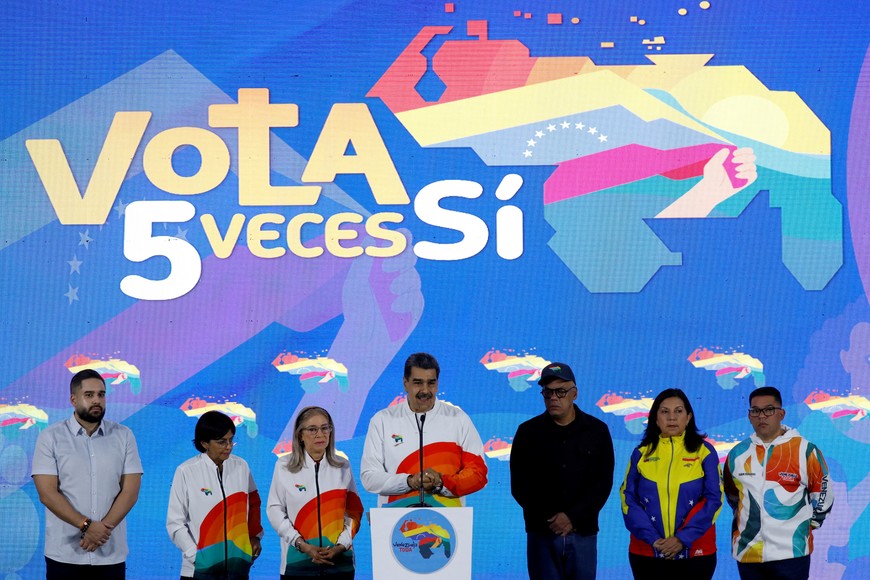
[174, 227, 190, 241]
[560, 121, 571, 129]
[64, 284, 79, 304]
[78, 230, 93, 249]
[651, 516, 656, 522]
[527, 139, 537, 147]
[535, 130, 545, 138]
[688, 499, 694, 506]
[523, 150, 533, 158]
[588, 127, 598, 135]
[113, 199, 129, 218]
[575, 122, 585, 130]
[547, 124, 557, 132]
[67, 254, 83, 275]
[598, 134, 608, 143]
[644, 497, 650, 503]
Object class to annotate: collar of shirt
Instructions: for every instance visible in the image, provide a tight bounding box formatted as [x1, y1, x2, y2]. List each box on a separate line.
[66, 413, 106, 438]
[749, 424, 795, 447]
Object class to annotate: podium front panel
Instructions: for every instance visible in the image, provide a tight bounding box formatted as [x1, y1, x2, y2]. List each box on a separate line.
[370, 507, 473, 579]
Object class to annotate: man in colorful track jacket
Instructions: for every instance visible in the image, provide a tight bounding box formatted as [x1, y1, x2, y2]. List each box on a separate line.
[360, 352, 488, 507]
[723, 386, 834, 580]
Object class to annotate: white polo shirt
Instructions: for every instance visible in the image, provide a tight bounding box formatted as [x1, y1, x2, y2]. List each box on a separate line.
[31, 414, 143, 565]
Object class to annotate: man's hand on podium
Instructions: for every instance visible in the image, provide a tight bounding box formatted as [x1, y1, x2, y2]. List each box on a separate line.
[407, 472, 423, 491]
[422, 468, 443, 493]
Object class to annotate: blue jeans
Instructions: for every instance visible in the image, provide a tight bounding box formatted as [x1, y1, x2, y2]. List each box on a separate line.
[526, 531, 597, 580]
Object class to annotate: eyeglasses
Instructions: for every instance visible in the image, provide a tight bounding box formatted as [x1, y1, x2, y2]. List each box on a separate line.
[748, 406, 782, 417]
[301, 425, 333, 435]
[212, 438, 236, 448]
[540, 386, 576, 399]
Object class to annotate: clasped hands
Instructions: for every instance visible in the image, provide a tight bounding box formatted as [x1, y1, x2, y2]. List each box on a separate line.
[653, 536, 684, 559]
[80, 520, 114, 552]
[406, 468, 443, 493]
[298, 540, 346, 565]
[547, 512, 574, 536]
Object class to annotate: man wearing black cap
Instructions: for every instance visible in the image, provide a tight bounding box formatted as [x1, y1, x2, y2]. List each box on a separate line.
[510, 362, 615, 580]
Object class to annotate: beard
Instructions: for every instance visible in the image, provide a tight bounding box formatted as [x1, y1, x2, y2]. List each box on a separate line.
[77, 406, 105, 423]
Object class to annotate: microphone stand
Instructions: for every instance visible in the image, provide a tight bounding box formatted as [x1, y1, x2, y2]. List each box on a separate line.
[315, 460, 324, 576]
[409, 413, 431, 507]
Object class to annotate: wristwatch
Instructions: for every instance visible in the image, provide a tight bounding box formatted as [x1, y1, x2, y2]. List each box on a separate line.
[80, 518, 92, 538]
[432, 482, 443, 494]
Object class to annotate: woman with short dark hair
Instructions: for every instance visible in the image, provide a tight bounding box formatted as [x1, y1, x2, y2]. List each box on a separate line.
[167, 411, 263, 579]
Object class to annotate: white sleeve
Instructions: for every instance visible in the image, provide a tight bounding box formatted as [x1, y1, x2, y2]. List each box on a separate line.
[122, 428, 144, 475]
[360, 413, 411, 495]
[266, 461, 302, 548]
[166, 466, 198, 560]
[31, 429, 58, 476]
[460, 412, 487, 461]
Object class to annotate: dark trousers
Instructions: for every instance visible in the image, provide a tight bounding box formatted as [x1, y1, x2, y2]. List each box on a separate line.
[280, 572, 354, 580]
[737, 555, 810, 580]
[46, 557, 125, 580]
[628, 552, 717, 580]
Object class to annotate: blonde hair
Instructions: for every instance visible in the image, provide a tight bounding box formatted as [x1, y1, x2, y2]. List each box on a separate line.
[286, 406, 345, 473]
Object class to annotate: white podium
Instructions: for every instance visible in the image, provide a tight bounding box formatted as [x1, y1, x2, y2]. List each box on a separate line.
[370, 507, 473, 579]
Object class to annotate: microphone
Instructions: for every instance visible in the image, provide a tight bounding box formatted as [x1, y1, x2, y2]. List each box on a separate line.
[410, 413, 430, 507]
[314, 461, 323, 548]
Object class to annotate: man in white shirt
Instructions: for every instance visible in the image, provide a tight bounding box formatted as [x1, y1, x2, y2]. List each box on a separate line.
[32, 369, 143, 580]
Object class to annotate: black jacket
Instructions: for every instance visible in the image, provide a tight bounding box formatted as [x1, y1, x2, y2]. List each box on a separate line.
[510, 405, 615, 536]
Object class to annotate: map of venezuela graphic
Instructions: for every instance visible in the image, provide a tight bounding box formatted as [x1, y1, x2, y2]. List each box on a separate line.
[369, 21, 841, 292]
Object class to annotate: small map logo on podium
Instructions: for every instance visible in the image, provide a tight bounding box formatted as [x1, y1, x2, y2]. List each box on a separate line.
[390, 508, 455, 573]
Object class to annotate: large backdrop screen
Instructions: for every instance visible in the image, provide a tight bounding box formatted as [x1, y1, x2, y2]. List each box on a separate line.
[1, 1, 869, 578]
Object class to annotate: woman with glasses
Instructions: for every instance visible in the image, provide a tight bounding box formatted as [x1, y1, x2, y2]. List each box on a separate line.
[167, 410, 263, 579]
[619, 389, 722, 579]
[267, 406, 363, 579]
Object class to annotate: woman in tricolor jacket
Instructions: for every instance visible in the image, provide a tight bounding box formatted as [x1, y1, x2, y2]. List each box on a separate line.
[267, 406, 364, 579]
[620, 388, 722, 579]
[166, 411, 264, 580]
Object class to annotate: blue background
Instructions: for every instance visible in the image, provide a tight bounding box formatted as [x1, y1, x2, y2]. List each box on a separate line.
[1, 1, 869, 578]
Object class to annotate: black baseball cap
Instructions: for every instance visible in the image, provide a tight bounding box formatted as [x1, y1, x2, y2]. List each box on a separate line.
[538, 362, 575, 386]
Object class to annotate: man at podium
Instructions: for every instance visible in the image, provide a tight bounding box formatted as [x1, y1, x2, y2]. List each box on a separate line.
[360, 352, 488, 507]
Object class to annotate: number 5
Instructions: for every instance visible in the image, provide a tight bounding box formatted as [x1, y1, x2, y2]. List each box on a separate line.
[120, 201, 202, 300]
